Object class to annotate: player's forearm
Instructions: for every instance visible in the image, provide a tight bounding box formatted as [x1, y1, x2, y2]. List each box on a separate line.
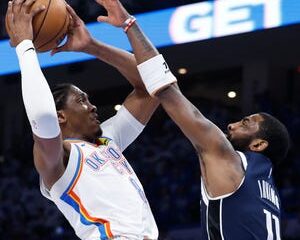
[17, 40, 60, 139]
[126, 22, 177, 96]
[84, 38, 146, 90]
[157, 84, 210, 145]
[126, 23, 159, 64]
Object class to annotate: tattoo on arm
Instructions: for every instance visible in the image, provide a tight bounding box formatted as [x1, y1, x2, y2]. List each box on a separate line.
[131, 24, 154, 54]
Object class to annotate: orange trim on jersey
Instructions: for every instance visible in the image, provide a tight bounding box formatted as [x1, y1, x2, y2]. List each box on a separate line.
[69, 190, 113, 238]
[67, 145, 113, 238]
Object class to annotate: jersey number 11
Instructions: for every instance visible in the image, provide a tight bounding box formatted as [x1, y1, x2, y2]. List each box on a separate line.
[263, 209, 281, 240]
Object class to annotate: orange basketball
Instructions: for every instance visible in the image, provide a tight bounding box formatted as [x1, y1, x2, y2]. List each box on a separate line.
[6, 0, 70, 52]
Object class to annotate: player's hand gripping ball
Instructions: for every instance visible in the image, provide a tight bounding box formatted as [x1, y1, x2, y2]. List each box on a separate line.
[6, 0, 70, 52]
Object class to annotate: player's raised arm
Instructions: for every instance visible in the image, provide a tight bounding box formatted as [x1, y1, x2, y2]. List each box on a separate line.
[52, 5, 142, 91]
[52, 4, 159, 125]
[95, 0, 244, 197]
[6, 0, 65, 189]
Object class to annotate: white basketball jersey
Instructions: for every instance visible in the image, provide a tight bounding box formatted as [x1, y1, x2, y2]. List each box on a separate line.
[40, 107, 158, 240]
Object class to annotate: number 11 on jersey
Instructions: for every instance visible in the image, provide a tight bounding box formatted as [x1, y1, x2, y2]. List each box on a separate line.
[263, 209, 281, 240]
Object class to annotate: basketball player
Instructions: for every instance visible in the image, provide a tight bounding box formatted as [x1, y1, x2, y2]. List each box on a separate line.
[6, 0, 158, 239]
[95, 0, 290, 239]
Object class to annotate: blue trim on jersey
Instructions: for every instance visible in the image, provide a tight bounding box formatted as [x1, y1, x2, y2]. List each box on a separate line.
[60, 144, 110, 240]
[64, 137, 112, 146]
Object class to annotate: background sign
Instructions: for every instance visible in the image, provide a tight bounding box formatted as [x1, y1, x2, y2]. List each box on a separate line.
[1, 0, 299, 75]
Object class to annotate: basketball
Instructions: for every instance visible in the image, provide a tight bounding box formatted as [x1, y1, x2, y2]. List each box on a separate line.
[6, 0, 70, 52]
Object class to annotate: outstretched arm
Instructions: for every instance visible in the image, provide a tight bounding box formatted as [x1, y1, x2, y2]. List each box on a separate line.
[6, 0, 65, 189]
[156, 85, 244, 197]
[52, 5, 159, 124]
[96, 0, 244, 197]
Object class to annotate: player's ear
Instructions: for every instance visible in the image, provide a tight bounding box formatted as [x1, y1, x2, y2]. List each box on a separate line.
[57, 110, 67, 124]
[249, 138, 268, 152]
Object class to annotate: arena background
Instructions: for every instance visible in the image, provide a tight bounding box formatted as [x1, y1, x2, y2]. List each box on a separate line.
[0, 0, 299, 239]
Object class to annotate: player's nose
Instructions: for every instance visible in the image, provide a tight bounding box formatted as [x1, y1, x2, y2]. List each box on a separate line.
[87, 99, 97, 113]
[90, 104, 97, 113]
[227, 123, 235, 131]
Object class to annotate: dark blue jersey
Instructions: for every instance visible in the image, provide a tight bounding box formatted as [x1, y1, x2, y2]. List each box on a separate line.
[200, 151, 281, 240]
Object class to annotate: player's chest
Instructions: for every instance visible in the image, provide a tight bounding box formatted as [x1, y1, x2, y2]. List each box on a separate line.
[79, 143, 133, 176]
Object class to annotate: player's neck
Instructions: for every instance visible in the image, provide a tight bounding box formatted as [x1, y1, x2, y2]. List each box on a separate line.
[62, 131, 96, 144]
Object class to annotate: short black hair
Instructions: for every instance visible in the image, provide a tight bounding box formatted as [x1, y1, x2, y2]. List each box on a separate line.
[51, 83, 74, 110]
[256, 112, 290, 165]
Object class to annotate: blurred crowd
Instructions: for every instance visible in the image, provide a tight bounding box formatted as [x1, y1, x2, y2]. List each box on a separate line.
[0, 93, 299, 239]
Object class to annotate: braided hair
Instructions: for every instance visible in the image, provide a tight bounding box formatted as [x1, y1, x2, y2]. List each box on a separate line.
[51, 83, 73, 110]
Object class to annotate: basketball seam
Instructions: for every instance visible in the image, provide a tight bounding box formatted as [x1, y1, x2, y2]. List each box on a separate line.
[33, 0, 51, 42]
[36, 11, 68, 50]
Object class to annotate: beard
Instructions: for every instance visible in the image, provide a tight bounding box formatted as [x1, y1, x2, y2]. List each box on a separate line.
[227, 134, 253, 152]
[85, 125, 103, 143]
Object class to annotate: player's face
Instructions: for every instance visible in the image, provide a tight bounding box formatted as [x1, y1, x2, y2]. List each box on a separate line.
[226, 114, 264, 151]
[63, 86, 102, 141]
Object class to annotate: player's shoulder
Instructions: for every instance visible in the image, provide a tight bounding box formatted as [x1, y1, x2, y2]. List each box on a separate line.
[243, 151, 269, 161]
[242, 151, 273, 177]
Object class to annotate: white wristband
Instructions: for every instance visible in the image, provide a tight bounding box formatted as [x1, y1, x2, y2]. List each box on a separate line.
[137, 54, 177, 96]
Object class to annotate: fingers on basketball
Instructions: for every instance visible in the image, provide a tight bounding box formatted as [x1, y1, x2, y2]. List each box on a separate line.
[31, 0, 70, 52]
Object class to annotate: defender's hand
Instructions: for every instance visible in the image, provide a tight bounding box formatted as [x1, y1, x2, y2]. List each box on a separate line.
[51, 5, 93, 55]
[6, 0, 45, 47]
[95, 0, 130, 27]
